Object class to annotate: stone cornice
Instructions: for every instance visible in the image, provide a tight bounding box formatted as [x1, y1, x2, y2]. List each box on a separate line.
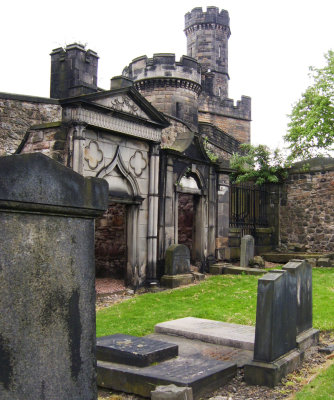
[63, 106, 161, 143]
[135, 78, 202, 95]
[184, 23, 230, 37]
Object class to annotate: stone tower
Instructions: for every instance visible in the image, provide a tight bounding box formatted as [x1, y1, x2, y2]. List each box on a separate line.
[50, 43, 99, 99]
[185, 6, 230, 99]
[185, 7, 251, 144]
[123, 54, 201, 131]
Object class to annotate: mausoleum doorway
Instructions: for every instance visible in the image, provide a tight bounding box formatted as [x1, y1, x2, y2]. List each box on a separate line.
[95, 202, 127, 279]
[176, 173, 205, 267]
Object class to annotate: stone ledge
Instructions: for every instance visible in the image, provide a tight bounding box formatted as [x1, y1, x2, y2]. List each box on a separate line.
[244, 349, 304, 387]
[297, 328, 319, 352]
[160, 274, 194, 288]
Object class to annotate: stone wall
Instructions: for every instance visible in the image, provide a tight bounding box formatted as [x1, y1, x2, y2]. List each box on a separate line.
[19, 123, 68, 163]
[280, 158, 334, 251]
[0, 93, 61, 155]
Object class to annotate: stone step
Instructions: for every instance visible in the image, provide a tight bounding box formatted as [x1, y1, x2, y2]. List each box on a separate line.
[96, 334, 178, 367]
[155, 317, 255, 351]
[97, 356, 237, 399]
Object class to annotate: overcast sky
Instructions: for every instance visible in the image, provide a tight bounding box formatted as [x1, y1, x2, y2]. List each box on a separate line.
[1, 0, 334, 149]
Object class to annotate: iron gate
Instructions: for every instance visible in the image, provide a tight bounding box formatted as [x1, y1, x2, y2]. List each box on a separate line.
[229, 183, 269, 237]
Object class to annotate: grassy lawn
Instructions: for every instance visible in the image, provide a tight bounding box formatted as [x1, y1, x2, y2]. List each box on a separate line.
[96, 267, 334, 337]
[294, 362, 334, 399]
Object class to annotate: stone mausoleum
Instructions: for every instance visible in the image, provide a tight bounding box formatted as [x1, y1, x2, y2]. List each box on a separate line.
[0, 7, 251, 286]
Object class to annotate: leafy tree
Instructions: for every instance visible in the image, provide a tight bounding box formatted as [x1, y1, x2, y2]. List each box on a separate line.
[230, 144, 289, 185]
[285, 50, 334, 160]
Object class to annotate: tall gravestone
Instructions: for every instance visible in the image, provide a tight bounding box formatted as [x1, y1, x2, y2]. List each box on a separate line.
[240, 235, 254, 268]
[283, 259, 319, 349]
[0, 153, 108, 400]
[245, 269, 303, 386]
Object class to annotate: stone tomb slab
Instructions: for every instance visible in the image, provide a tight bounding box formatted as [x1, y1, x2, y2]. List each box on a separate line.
[97, 356, 237, 399]
[96, 334, 178, 367]
[155, 317, 255, 351]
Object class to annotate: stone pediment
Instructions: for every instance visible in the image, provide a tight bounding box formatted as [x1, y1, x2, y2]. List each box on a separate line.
[93, 94, 150, 120]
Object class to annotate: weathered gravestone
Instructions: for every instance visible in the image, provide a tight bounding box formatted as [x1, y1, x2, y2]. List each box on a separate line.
[283, 259, 319, 350]
[0, 153, 108, 400]
[244, 269, 303, 386]
[240, 235, 255, 268]
[161, 244, 193, 288]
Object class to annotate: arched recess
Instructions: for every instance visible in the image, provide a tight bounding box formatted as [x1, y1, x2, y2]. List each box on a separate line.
[97, 146, 141, 203]
[95, 146, 142, 286]
[175, 166, 207, 267]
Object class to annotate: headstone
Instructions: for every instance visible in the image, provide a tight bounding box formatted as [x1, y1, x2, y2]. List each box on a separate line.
[253, 270, 296, 362]
[151, 384, 193, 400]
[240, 235, 255, 268]
[282, 259, 312, 335]
[165, 244, 190, 275]
[96, 334, 178, 367]
[0, 153, 108, 400]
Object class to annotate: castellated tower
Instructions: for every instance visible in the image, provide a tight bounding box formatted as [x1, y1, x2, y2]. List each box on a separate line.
[123, 54, 201, 131]
[185, 6, 230, 98]
[185, 7, 251, 144]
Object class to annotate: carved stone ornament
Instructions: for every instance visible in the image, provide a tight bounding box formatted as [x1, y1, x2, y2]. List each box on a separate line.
[109, 96, 140, 116]
[130, 151, 147, 177]
[84, 140, 103, 170]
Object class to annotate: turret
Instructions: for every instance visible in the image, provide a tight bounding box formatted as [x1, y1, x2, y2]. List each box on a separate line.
[123, 54, 201, 130]
[184, 7, 230, 99]
[50, 43, 99, 99]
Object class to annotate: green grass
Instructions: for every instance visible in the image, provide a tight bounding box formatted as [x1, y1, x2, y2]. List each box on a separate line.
[96, 268, 334, 337]
[294, 362, 334, 399]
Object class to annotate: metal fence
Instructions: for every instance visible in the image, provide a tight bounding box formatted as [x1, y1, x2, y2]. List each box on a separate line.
[229, 183, 269, 237]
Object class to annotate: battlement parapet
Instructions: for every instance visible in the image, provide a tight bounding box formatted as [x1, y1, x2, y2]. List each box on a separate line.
[199, 95, 251, 121]
[123, 54, 202, 94]
[184, 7, 230, 36]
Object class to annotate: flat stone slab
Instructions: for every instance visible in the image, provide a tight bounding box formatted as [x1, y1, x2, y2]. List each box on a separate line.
[148, 333, 253, 368]
[160, 274, 194, 288]
[97, 356, 237, 399]
[222, 265, 265, 276]
[155, 317, 255, 351]
[96, 334, 178, 367]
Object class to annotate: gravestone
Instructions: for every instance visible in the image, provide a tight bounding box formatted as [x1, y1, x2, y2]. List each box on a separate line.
[165, 244, 190, 275]
[283, 259, 319, 349]
[0, 153, 108, 400]
[244, 269, 303, 386]
[253, 270, 296, 362]
[161, 244, 193, 288]
[240, 235, 255, 268]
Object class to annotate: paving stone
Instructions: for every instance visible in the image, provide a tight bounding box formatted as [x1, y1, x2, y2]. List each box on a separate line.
[155, 317, 255, 351]
[97, 356, 237, 399]
[96, 334, 178, 367]
[319, 344, 334, 354]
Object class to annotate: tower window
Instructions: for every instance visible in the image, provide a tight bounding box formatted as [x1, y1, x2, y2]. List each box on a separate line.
[218, 87, 221, 97]
[219, 45, 221, 59]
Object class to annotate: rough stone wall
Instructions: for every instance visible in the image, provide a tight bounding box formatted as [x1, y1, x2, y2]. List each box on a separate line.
[95, 203, 127, 278]
[19, 124, 68, 164]
[0, 93, 61, 156]
[178, 193, 194, 254]
[280, 159, 334, 251]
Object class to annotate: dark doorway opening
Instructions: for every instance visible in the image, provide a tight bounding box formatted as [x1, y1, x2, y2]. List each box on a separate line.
[95, 202, 127, 279]
[178, 193, 194, 260]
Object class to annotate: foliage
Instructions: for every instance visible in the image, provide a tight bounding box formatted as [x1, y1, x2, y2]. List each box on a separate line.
[285, 50, 334, 160]
[230, 143, 289, 185]
[96, 268, 334, 337]
[203, 136, 219, 162]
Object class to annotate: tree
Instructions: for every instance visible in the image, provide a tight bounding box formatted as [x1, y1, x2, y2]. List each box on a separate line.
[285, 50, 334, 160]
[230, 144, 288, 185]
